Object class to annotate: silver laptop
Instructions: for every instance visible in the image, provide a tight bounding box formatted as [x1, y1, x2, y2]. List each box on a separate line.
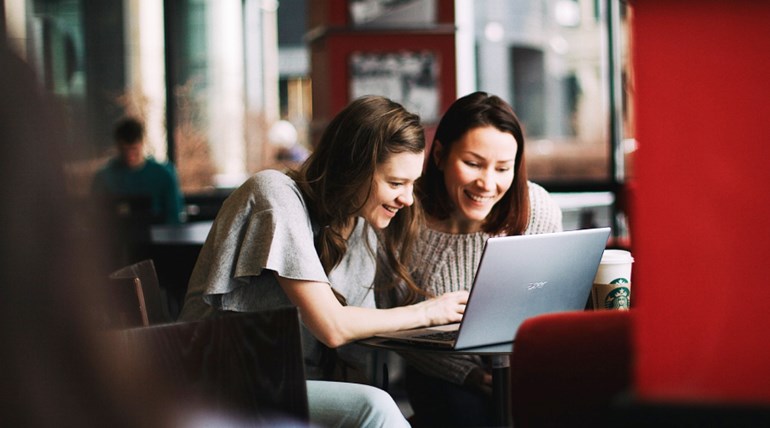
[375, 227, 611, 349]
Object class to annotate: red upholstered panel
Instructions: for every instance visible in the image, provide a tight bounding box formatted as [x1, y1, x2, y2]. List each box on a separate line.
[510, 310, 632, 427]
[632, 0, 770, 404]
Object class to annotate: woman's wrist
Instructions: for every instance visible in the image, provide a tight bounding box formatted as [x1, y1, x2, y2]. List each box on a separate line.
[412, 300, 431, 327]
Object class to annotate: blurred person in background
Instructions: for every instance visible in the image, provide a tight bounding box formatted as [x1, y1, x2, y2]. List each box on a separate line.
[91, 116, 185, 225]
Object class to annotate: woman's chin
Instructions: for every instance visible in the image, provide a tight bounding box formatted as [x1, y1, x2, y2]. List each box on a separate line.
[459, 207, 492, 223]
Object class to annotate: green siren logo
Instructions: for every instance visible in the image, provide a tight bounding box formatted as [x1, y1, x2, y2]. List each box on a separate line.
[604, 286, 630, 310]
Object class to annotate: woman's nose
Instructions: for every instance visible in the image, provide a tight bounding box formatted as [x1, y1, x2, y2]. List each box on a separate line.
[476, 169, 496, 191]
[397, 189, 414, 207]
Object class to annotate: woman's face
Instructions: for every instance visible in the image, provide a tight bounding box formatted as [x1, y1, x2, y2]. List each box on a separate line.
[358, 150, 425, 230]
[435, 126, 518, 232]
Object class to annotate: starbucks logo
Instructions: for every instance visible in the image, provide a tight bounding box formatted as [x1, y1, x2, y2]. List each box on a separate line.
[604, 287, 630, 310]
[610, 278, 629, 284]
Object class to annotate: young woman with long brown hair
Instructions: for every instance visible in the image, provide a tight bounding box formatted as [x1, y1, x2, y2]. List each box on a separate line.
[180, 95, 468, 427]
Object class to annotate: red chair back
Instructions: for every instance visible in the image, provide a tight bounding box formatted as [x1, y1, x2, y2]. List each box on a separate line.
[510, 310, 632, 427]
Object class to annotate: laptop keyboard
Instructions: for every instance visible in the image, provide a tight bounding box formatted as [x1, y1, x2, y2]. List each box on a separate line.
[415, 330, 458, 342]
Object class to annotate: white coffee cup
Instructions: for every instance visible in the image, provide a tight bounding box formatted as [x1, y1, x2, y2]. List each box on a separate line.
[591, 249, 633, 310]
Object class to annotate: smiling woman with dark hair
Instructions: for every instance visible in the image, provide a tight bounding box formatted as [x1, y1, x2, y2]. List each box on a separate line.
[383, 91, 564, 427]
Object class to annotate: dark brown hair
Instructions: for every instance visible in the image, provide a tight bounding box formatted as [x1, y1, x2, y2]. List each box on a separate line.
[419, 91, 530, 235]
[289, 95, 426, 303]
[113, 117, 144, 144]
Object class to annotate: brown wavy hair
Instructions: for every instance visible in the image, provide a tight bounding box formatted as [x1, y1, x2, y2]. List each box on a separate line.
[419, 91, 530, 236]
[289, 95, 427, 304]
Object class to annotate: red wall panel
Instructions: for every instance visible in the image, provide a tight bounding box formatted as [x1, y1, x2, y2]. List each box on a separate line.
[632, 0, 770, 404]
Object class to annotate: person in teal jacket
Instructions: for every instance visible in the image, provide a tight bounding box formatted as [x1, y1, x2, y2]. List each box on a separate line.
[92, 117, 185, 224]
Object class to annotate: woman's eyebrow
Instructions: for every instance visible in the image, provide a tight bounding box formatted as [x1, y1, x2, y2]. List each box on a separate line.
[460, 150, 515, 164]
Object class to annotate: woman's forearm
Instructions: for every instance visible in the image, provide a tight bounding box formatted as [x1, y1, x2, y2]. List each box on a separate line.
[276, 274, 468, 348]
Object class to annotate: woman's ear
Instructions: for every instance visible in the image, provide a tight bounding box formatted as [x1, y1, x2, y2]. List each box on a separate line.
[432, 140, 445, 171]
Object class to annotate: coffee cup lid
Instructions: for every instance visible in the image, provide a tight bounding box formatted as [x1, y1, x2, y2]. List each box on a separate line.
[601, 249, 634, 264]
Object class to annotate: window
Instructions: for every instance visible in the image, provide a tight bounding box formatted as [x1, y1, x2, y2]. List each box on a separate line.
[21, 0, 279, 196]
[475, 0, 612, 185]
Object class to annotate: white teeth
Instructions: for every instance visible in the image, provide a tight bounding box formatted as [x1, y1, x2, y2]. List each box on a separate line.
[465, 191, 493, 202]
[384, 205, 398, 213]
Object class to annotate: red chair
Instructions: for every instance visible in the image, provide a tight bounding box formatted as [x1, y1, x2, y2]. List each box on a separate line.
[510, 310, 632, 427]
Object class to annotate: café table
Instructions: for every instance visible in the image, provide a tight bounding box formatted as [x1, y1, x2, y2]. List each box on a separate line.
[358, 337, 514, 427]
[150, 220, 213, 245]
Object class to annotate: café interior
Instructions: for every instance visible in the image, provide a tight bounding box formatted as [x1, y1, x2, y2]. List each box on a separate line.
[2, 0, 769, 426]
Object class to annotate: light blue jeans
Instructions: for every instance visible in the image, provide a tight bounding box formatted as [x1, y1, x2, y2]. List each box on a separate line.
[307, 380, 410, 428]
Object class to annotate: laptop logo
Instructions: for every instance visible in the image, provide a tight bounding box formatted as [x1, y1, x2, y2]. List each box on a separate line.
[527, 281, 548, 290]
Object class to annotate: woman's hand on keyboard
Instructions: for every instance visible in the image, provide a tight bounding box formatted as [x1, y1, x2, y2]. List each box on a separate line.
[418, 290, 469, 326]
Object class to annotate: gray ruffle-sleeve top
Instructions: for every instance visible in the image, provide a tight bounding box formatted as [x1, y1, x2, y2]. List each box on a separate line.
[179, 169, 377, 379]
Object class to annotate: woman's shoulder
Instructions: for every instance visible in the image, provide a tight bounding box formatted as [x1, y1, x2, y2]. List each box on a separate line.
[222, 169, 305, 214]
[239, 169, 300, 197]
[249, 169, 296, 187]
[527, 181, 559, 208]
[526, 180, 563, 233]
[526, 180, 551, 199]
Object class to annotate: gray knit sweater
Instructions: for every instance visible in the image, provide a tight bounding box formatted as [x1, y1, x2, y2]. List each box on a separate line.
[396, 181, 563, 385]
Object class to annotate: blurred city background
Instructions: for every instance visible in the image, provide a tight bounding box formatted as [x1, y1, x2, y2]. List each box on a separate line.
[3, 0, 634, 236]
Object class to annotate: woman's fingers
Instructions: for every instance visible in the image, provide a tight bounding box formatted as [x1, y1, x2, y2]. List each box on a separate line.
[424, 290, 470, 325]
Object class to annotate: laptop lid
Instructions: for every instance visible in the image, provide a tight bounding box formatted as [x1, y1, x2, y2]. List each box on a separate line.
[453, 227, 610, 349]
[374, 227, 610, 349]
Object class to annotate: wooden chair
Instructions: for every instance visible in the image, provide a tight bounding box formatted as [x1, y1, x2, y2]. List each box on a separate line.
[116, 308, 309, 423]
[108, 259, 173, 327]
[510, 310, 633, 428]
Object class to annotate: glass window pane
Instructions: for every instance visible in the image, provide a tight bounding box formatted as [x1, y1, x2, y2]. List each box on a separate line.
[475, 0, 610, 184]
